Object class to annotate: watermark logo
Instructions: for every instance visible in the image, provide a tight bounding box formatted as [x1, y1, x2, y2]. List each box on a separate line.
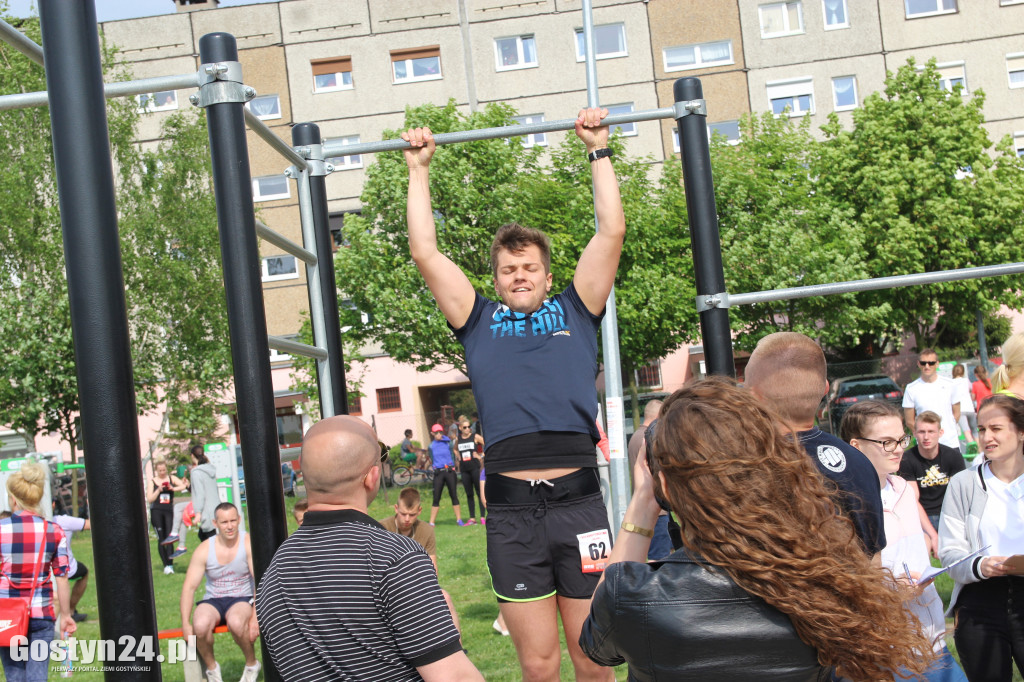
[8, 635, 198, 666]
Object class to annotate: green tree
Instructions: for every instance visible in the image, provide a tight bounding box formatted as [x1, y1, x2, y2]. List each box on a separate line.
[332, 100, 699, 408]
[819, 58, 1024, 351]
[0, 16, 232, 483]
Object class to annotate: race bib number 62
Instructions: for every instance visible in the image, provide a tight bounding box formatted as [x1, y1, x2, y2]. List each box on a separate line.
[577, 529, 611, 573]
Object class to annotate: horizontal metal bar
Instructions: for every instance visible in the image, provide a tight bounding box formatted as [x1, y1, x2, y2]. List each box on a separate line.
[0, 72, 200, 112]
[0, 17, 43, 66]
[729, 262, 1024, 308]
[243, 107, 307, 169]
[321, 106, 676, 158]
[267, 335, 327, 361]
[255, 219, 317, 266]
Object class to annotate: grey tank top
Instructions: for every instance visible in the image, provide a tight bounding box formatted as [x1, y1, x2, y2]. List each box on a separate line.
[203, 530, 254, 599]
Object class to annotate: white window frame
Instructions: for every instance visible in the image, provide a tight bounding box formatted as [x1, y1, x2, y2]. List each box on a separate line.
[707, 120, 742, 145]
[822, 0, 849, 29]
[1000, 0, 1024, 5]
[494, 35, 538, 71]
[325, 135, 363, 170]
[1007, 53, 1024, 89]
[605, 103, 637, 136]
[574, 23, 627, 62]
[136, 90, 178, 113]
[662, 40, 734, 73]
[246, 94, 281, 121]
[261, 254, 298, 282]
[511, 115, 547, 147]
[767, 77, 815, 117]
[391, 47, 443, 84]
[672, 128, 680, 154]
[1014, 132, 1024, 157]
[831, 75, 858, 111]
[759, 2, 805, 38]
[312, 57, 353, 93]
[904, 0, 957, 18]
[252, 175, 290, 202]
[924, 61, 966, 94]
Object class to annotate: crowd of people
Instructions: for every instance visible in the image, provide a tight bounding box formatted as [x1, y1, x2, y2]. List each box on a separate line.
[4, 106, 1023, 682]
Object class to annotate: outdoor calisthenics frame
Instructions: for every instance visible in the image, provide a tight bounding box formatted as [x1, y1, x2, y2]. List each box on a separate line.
[8, 2, 1024, 681]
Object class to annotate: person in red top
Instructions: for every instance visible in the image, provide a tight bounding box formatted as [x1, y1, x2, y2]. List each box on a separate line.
[1, 459, 76, 681]
[972, 365, 993, 408]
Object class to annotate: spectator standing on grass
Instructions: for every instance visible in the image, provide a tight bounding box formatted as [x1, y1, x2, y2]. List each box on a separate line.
[52, 510, 90, 623]
[148, 459, 188, 575]
[190, 445, 220, 544]
[454, 418, 485, 525]
[904, 348, 962, 451]
[972, 365, 993, 408]
[840, 400, 966, 682]
[952, 364, 977, 446]
[427, 424, 463, 526]
[744, 332, 886, 560]
[992, 332, 1024, 399]
[898, 411, 965, 547]
[254, 415, 482, 681]
[0, 459, 77, 681]
[404, 107, 623, 681]
[180, 503, 260, 682]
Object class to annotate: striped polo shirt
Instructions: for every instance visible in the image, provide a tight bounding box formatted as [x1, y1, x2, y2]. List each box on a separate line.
[255, 508, 461, 681]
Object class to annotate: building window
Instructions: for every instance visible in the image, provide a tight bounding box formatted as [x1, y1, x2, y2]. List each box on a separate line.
[672, 128, 680, 154]
[348, 393, 362, 416]
[329, 211, 360, 250]
[767, 78, 815, 116]
[325, 135, 363, 170]
[511, 114, 547, 147]
[663, 40, 733, 72]
[246, 94, 281, 121]
[261, 254, 298, 282]
[575, 23, 627, 61]
[604, 103, 637, 136]
[1008, 54, 1024, 88]
[252, 174, 290, 202]
[377, 387, 402, 412]
[269, 346, 292, 363]
[137, 90, 177, 113]
[495, 35, 537, 71]
[637, 361, 662, 388]
[1014, 133, 1024, 157]
[930, 62, 966, 93]
[312, 57, 353, 92]
[759, 2, 804, 37]
[391, 46, 442, 84]
[822, 0, 849, 28]
[832, 76, 858, 110]
[708, 120, 742, 144]
[905, 0, 956, 17]
[1001, 0, 1024, 5]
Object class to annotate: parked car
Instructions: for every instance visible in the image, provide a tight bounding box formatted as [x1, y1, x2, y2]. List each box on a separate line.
[818, 374, 904, 435]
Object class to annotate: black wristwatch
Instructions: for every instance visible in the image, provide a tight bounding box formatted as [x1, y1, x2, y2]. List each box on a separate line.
[587, 148, 613, 163]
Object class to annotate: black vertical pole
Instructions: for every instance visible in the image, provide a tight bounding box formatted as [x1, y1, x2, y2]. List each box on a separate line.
[675, 77, 735, 377]
[977, 308, 990, 374]
[38, 2, 160, 679]
[291, 123, 349, 415]
[198, 32, 285, 682]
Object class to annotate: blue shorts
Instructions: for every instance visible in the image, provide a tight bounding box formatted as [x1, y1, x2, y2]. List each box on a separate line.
[197, 596, 252, 626]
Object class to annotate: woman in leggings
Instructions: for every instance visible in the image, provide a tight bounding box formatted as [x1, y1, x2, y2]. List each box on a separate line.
[427, 423, 463, 526]
[455, 418, 485, 525]
[147, 460, 188, 575]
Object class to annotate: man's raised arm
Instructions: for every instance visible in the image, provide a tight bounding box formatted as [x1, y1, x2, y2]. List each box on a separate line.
[403, 127, 476, 330]
[572, 107, 626, 316]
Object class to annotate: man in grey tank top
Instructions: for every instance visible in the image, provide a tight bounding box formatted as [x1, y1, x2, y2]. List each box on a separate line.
[180, 503, 260, 682]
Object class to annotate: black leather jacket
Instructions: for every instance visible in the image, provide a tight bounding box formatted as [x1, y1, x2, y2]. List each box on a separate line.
[580, 549, 829, 681]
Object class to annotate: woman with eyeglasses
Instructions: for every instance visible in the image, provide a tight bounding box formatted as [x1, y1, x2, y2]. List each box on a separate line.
[940, 394, 1024, 681]
[841, 400, 966, 682]
[580, 377, 933, 681]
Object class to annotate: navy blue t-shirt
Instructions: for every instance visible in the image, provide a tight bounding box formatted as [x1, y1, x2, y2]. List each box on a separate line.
[452, 284, 602, 472]
[797, 428, 886, 556]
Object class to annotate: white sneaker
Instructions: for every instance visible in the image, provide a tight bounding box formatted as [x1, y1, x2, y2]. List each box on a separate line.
[163, 565, 174, 575]
[239, 661, 261, 682]
[206, 663, 223, 682]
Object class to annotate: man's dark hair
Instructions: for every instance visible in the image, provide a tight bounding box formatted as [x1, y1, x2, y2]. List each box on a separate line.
[404, 429, 412, 437]
[489, 222, 551, 276]
[398, 487, 421, 508]
[214, 502, 237, 517]
[191, 444, 209, 464]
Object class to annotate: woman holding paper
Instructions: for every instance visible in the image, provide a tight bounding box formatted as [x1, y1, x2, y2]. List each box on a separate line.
[940, 393, 1024, 681]
[580, 377, 933, 681]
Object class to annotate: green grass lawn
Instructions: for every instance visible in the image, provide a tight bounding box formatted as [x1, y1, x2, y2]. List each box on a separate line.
[60, 488, 1015, 681]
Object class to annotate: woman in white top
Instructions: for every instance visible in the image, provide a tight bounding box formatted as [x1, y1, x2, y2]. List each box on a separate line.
[939, 393, 1024, 681]
[951, 364, 976, 445]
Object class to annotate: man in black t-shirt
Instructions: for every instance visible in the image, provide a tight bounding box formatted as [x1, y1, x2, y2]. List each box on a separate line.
[745, 332, 886, 560]
[898, 410, 966, 535]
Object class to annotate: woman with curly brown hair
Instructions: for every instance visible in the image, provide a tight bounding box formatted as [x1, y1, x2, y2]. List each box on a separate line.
[580, 376, 933, 681]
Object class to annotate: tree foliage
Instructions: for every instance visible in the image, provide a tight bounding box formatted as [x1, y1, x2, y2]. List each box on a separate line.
[0, 15, 232, 457]
[819, 58, 1024, 351]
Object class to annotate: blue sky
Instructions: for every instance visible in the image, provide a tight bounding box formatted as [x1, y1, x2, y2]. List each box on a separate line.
[5, 0, 276, 23]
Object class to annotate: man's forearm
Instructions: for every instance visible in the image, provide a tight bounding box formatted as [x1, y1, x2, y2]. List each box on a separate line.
[590, 158, 625, 240]
[407, 167, 438, 261]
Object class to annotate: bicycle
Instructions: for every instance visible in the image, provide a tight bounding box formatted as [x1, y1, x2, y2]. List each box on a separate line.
[391, 462, 434, 486]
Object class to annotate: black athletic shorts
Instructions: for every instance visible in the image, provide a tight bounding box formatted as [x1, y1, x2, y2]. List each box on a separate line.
[197, 596, 252, 626]
[69, 563, 88, 581]
[485, 468, 611, 601]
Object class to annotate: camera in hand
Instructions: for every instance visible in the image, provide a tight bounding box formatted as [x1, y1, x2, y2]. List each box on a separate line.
[644, 419, 672, 513]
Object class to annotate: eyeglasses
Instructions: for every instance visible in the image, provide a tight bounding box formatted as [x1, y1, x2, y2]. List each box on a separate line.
[919, 360, 937, 367]
[858, 435, 912, 452]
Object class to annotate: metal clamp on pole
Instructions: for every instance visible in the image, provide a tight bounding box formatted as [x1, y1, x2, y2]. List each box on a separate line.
[190, 61, 253, 108]
[695, 291, 731, 313]
[673, 98, 707, 119]
[298, 143, 328, 177]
